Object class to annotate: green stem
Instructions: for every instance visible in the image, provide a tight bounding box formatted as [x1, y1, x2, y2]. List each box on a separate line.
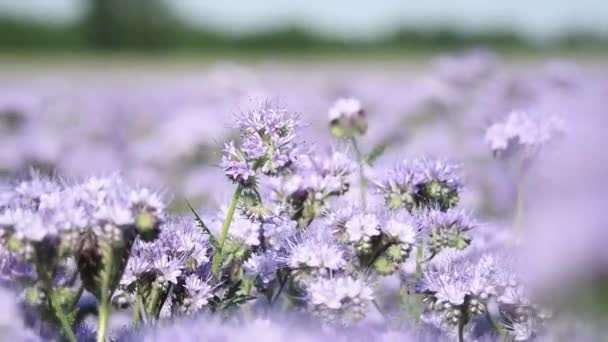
[457, 319, 465, 342]
[145, 285, 162, 319]
[97, 247, 114, 342]
[350, 137, 367, 210]
[49, 291, 77, 342]
[513, 175, 525, 241]
[211, 184, 243, 274]
[133, 290, 142, 326]
[415, 245, 423, 277]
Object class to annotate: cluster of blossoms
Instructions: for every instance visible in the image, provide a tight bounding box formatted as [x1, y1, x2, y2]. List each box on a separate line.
[417, 208, 476, 258]
[270, 150, 354, 224]
[485, 110, 565, 156]
[0, 93, 602, 342]
[221, 101, 302, 184]
[0, 173, 165, 340]
[327, 207, 419, 275]
[118, 217, 214, 316]
[374, 157, 462, 211]
[418, 252, 554, 341]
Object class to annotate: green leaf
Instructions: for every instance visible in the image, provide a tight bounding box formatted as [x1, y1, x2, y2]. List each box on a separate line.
[363, 144, 387, 166]
[186, 200, 218, 248]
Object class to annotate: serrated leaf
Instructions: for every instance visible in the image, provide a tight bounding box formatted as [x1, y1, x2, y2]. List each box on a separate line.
[186, 200, 218, 249]
[363, 144, 387, 166]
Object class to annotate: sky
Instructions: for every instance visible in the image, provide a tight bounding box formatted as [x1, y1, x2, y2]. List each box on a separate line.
[0, 0, 606, 40]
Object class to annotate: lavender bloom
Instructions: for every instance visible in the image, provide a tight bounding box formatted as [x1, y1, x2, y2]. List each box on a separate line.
[485, 110, 565, 155]
[118, 217, 212, 315]
[416, 208, 475, 258]
[283, 225, 348, 285]
[328, 97, 368, 137]
[221, 101, 302, 184]
[220, 141, 256, 184]
[271, 149, 354, 223]
[419, 253, 497, 330]
[307, 275, 374, 326]
[244, 250, 279, 287]
[374, 157, 461, 211]
[341, 212, 381, 255]
[181, 274, 214, 314]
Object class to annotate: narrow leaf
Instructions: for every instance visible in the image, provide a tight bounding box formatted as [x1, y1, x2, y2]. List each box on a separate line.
[363, 144, 387, 166]
[186, 200, 219, 248]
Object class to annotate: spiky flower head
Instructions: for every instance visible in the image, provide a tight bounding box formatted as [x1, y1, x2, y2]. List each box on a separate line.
[283, 225, 348, 285]
[119, 217, 212, 315]
[181, 274, 214, 314]
[328, 98, 367, 137]
[243, 250, 279, 288]
[416, 208, 475, 258]
[419, 253, 497, 328]
[307, 275, 374, 326]
[221, 101, 302, 185]
[414, 157, 462, 210]
[374, 157, 461, 212]
[271, 149, 353, 223]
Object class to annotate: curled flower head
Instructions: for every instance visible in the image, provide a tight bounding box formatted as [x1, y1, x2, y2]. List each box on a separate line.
[416, 208, 475, 258]
[328, 98, 367, 137]
[374, 157, 461, 211]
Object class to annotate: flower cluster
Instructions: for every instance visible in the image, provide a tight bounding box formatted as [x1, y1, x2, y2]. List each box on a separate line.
[327, 207, 419, 275]
[485, 110, 565, 156]
[119, 217, 213, 316]
[0, 87, 602, 342]
[417, 208, 476, 258]
[375, 157, 462, 211]
[271, 150, 354, 224]
[221, 101, 302, 184]
[0, 174, 165, 293]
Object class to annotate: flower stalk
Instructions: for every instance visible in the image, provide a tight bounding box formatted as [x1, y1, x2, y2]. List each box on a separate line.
[97, 246, 114, 342]
[212, 183, 243, 274]
[350, 137, 368, 210]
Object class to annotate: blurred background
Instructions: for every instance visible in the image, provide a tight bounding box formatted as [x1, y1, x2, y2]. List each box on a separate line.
[0, 0, 607, 57]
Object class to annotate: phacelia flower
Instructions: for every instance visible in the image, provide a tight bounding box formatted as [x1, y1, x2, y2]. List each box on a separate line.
[221, 101, 302, 184]
[485, 110, 566, 155]
[271, 149, 354, 223]
[418, 253, 497, 329]
[328, 98, 367, 137]
[243, 250, 279, 287]
[307, 275, 374, 326]
[374, 157, 461, 212]
[416, 208, 475, 258]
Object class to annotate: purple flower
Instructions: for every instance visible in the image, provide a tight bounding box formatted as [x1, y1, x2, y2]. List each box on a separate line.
[416, 208, 475, 257]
